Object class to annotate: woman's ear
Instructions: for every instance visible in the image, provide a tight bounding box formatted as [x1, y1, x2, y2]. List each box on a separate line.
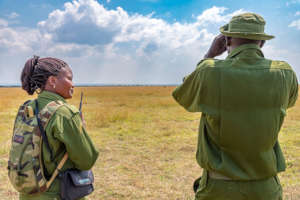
[47, 76, 57, 89]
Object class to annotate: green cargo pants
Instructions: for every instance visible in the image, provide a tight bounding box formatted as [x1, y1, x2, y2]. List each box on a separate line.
[194, 170, 282, 200]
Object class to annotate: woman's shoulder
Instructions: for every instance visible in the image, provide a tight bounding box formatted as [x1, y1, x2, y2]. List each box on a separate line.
[54, 102, 80, 119]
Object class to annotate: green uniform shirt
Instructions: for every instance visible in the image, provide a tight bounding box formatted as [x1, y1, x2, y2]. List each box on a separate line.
[172, 44, 298, 180]
[20, 91, 99, 200]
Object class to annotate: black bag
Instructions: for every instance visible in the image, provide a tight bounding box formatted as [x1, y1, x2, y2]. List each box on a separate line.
[59, 169, 94, 200]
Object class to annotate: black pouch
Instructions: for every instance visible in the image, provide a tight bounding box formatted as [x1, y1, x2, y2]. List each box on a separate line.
[59, 169, 94, 200]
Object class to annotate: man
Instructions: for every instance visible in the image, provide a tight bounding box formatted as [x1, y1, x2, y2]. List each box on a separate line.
[172, 13, 298, 200]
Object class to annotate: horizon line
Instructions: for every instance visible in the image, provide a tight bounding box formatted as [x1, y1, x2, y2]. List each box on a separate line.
[0, 83, 179, 88]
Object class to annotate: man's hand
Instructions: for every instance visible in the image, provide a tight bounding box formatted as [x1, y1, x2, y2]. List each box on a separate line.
[204, 34, 227, 58]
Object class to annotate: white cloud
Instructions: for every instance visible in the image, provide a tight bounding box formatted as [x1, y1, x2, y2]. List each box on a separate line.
[106, 0, 111, 3]
[289, 19, 300, 30]
[0, 0, 274, 85]
[0, 18, 8, 27]
[0, 26, 43, 85]
[196, 6, 228, 25]
[7, 12, 19, 19]
[286, 0, 300, 6]
[38, 0, 126, 45]
[195, 6, 245, 26]
[289, 11, 300, 30]
[38, 0, 223, 51]
[34, 0, 228, 84]
[0, 27, 41, 53]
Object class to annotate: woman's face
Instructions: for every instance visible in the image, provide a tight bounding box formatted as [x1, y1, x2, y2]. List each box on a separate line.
[54, 67, 74, 99]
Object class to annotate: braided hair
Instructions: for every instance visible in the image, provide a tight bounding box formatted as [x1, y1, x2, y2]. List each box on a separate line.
[21, 56, 69, 95]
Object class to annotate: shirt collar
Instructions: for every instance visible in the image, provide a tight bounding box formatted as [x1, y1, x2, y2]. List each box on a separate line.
[38, 90, 66, 103]
[227, 44, 264, 59]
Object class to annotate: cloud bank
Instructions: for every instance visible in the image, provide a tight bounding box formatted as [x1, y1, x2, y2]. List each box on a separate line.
[7, 12, 19, 19]
[289, 11, 300, 30]
[0, 0, 299, 85]
[289, 19, 300, 30]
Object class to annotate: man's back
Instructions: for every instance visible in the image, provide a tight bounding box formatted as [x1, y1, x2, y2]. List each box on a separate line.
[173, 43, 298, 180]
[173, 12, 298, 200]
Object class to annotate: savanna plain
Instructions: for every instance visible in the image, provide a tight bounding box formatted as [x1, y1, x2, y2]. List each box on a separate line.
[0, 86, 299, 200]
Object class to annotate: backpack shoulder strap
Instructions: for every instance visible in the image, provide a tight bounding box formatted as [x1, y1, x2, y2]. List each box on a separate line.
[35, 100, 64, 161]
[38, 100, 65, 127]
[35, 100, 69, 190]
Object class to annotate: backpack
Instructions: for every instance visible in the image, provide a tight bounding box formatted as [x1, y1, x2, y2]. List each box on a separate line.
[8, 99, 68, 195]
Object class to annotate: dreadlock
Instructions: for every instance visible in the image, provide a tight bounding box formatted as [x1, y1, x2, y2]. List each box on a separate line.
[21, 56, 69, 95]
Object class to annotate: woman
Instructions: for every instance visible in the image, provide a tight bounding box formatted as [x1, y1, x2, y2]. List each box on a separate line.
[19, 56, 99, 200]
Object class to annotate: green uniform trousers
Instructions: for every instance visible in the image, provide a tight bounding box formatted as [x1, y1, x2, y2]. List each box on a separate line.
[195, 170, 282, 200]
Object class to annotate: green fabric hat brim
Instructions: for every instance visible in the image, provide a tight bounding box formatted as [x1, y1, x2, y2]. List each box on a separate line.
[220, 24, 274, 40]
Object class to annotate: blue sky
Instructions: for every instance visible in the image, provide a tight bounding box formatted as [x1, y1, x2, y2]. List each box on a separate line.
[0, 0, 299, 84]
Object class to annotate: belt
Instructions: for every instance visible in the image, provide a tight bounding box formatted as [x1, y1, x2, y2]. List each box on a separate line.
[208, 171, 233, 180]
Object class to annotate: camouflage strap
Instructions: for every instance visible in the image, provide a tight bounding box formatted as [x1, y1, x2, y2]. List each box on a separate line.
[35, 100, 54, 161]
[35, 100, 69, 190]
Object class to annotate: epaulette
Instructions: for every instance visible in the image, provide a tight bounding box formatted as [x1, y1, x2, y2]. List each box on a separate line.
[196, 59, 207, 66]
[55, 102, 80, 118]
[270, 60, 292, 70]
[196, 58, 220, 68]
[63, 104, 79, 115]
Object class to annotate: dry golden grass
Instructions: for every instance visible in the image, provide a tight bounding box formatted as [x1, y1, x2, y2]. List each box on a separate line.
[0, 86, 299, 200]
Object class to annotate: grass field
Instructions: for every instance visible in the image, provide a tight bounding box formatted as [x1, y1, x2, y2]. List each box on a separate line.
[0, 86, 299, 200]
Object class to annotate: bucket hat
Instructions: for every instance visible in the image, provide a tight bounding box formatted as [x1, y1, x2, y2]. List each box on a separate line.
[220, 13, 274, 40]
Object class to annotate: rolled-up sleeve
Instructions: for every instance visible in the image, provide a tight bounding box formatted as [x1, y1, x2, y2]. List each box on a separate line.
[172, 59, 221, 115]
[172, 69, 205, 112]
[172, 59, 217, 113]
